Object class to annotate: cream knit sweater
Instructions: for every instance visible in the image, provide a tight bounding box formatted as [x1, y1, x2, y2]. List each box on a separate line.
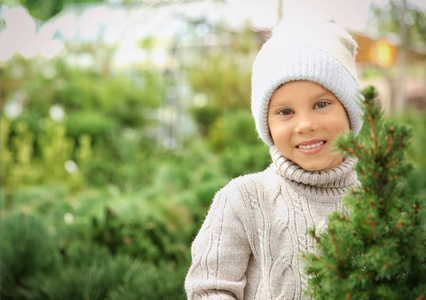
[185, 146, 358, 299]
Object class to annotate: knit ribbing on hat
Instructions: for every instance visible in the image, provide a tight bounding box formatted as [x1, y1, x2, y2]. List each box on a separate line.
[251, 21, 364, 147]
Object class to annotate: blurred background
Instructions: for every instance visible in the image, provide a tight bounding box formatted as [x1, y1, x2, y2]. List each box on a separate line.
[1, 0, 425, 298]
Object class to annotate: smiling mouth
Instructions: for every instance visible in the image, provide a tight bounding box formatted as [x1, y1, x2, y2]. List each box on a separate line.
[297, 141, 325, 150]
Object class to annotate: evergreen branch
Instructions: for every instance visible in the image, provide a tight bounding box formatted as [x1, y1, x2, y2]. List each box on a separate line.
[390, 218, 404, 235]
[346, 290, 351, 300]
[367, 213, 377, 241]
[339, 215, 349, 222]
[382, 260, 392, 270]
[383, 126, 395, 157]
[372, 169, 380, 181]
[366, 112, 378, 156]
[343, 147, 362, 159]
[387, 174, 401, 181]
[353, 140, 371, 157]
[339, 138, 369, 159]
[415, 291, 425, 300]
[309, 228, 324, 248]
[343, 241, 353, 264]
[410, 203, 420, 219]
[330, 229, 346, 279]
[331, 230, 340, 263]
[385, 158, 400, 169]
[356, 273, 373, 280]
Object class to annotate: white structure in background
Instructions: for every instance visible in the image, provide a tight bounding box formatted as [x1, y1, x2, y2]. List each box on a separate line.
[38, 1, 272, 68]
[0, 1, 268, 64]
[0, 0, 355, 64]
[2, 0, 426, 63]
[0, 6, 64, 61]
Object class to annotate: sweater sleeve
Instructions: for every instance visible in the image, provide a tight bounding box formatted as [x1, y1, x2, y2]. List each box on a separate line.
[185, 187, 252, 300]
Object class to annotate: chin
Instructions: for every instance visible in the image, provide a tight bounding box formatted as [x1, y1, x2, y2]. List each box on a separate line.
[300, 164, 325, 171]
[299, 159, 343, 171]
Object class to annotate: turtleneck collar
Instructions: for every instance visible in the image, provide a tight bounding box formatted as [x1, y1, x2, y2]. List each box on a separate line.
[269, 145, 358, 189]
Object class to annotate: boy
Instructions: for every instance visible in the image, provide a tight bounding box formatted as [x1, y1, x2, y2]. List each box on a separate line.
[185, 18, 363, 299]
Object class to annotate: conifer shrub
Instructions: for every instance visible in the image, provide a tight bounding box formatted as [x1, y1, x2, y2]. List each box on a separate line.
[206, 110, 271, 178]
[25, 244, 135, 300]
[1, 212, 189, 299]
[391, 111, 426, 199]
[89, 207, 190, 264]
[1, 213, 60, 299]
[27, 239, 188, 299]
[107, 262, 187, 300]
[304, 86, 426, 299]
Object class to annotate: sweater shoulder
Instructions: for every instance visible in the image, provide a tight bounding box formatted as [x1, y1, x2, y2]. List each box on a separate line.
[219, 167, 280, 205]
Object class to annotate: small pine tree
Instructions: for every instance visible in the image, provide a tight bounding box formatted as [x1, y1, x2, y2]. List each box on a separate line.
[304, 86, 426, 299]
[1, 213, 60, 299]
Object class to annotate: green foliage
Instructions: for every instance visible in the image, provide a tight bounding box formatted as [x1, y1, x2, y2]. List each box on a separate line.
[390, 110, 426, 198]
[190, 104, 221, 137]
[1, 116, 83, 189]
[28, 249, 135, 300]
[1, 56, 164, 190]
[107, 262, 187, 300]
[66, 111, 118, 140]
[186, 28, 257, 138]
[187, 54, 251, 110]
[0, 135, 227, 298]
[40, 120, 75, 181]
[3, 119, 40, 186]
[304, 86, 426, 299]
[21, 240, 186, 300]
[1, 213, 60, 299]
[10, 0, 105, 21]
[206, 110, 270, 178]
[1, 208, 189, 299]
[1, 50, 192, 298]
[208, 110, 257, 151]
[183, 27, 271, 179]
[90, 207, 190, 264]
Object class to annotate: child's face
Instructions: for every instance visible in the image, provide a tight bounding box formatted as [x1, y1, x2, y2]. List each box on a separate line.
[268, 80, 350, 171]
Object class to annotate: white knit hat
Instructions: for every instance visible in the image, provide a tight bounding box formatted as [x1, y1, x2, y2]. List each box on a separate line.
[251, 18, 364, 146]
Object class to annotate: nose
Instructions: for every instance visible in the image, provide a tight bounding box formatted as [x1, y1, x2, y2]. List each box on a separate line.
[294, 113, 318, 133]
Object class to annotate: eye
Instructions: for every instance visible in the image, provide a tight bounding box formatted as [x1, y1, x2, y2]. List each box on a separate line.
[314, 101, 330, 109]
[278, 108, 293, 116]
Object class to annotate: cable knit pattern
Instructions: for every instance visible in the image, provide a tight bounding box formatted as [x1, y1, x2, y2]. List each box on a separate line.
[185, 147, 358, 299]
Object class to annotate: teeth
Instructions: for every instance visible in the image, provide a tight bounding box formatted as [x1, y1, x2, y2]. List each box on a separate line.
[299, 141, 324, 150]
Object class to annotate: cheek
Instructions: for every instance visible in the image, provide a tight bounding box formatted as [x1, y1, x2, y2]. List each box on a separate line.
[326, 105, 350, 132]
[329, 116, 350, 135]
[342, 115, 351, 132]
[268, 117, 278, 138]
[270, 125, 292, 146]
